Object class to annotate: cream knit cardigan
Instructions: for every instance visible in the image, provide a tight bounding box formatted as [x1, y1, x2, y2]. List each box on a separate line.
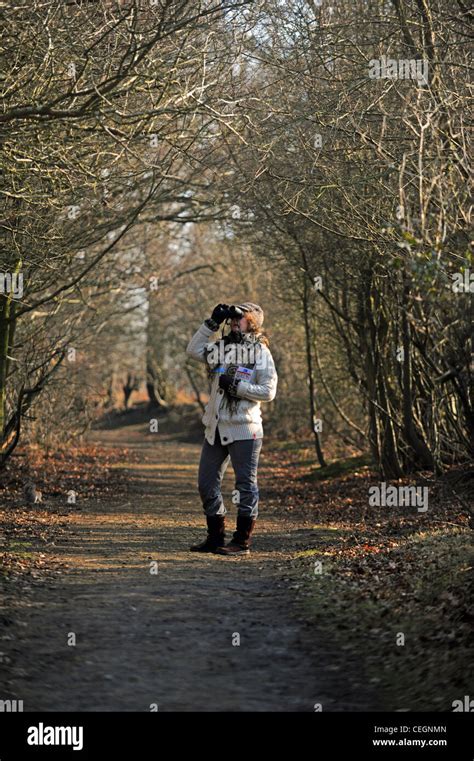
[186, 322, 278, 445]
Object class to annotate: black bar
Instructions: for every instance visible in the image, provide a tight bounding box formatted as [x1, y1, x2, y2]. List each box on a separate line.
[0, 712, 472, 759]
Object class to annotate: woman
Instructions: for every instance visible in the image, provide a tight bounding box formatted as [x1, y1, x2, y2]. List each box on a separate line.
[186, 302, 278, 555]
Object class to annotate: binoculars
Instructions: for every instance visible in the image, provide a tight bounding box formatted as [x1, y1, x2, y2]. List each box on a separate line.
[227, 305, 244, 320]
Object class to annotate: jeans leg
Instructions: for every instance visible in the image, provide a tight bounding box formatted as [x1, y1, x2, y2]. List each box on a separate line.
[228, 438, 263, 518]
[198, 431, 230, 516]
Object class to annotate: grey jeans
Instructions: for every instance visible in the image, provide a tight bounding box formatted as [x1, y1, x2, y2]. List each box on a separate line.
[198, 427, 263, 518]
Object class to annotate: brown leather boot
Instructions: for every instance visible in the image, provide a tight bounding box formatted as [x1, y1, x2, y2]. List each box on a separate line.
[190, 515, 226, 552]
[216, 515, 256, 556]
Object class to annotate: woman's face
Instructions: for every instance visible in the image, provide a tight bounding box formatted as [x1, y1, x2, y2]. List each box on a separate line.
[231, 315, 248, 332]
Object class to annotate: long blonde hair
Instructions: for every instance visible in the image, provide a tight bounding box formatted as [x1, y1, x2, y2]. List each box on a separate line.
[245, 311, 270, 346]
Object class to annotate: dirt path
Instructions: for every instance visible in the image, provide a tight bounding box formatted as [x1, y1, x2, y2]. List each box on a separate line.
[2, 420, 364, 711]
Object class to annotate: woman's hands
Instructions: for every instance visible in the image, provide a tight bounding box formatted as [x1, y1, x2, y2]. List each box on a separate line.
[210, 303, 230, 325]
[219, 374, 241, 396]
[205, 303, 231, 332]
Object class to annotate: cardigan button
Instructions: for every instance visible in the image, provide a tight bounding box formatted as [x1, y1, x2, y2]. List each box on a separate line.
[215, 415, 218, 419]
[222, 437, 227, 442]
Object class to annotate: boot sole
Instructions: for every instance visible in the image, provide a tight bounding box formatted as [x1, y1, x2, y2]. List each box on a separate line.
[216, 548, 250, 556]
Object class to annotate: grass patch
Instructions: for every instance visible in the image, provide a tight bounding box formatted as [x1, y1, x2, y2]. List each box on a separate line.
[268, 438, 315, 453]
[7, 541, 33, 551]
[302, 454, 373, 481]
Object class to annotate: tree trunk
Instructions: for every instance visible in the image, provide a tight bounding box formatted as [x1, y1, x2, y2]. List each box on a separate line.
[146, 354, 168, 410]
[0, 297, 10, 449]
[302, 275, 326, 467]
[123, 373, 138, 410]
[0, 266, 19, 455]
[185, 364, 205, 413]
[401, 271, 435, 470]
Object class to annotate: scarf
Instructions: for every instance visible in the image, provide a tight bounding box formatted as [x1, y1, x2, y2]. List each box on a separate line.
[205, 331, 263, 415]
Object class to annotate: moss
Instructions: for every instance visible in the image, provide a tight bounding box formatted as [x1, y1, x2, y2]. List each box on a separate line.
[303, 454, 373, 481]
